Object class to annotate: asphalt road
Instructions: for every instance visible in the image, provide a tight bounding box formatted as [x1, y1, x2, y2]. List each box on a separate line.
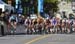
[0, 34, 75, 44]
[0, 35, 42, 44]
[0, 24, 75, 44]
[29, 34, 75, 44]
[0, 24, 26, 34]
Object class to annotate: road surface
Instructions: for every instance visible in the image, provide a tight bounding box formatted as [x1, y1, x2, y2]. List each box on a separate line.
[0, 24, 75, 44]
[0, 34, 75, 44]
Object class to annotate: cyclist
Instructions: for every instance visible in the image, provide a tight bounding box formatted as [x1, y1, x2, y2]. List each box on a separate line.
[24, 17, 31, 34]
[9, 14, 18, 34]
[52, 17, 57, 33]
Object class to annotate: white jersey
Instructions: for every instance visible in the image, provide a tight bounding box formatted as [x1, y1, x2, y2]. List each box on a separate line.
[66, 19, 69, 23]
[68, 20, 71, 24]
[73, 21, 75, 27]
[72, 20, 75, 25]
[24, 19, 31, 25]
[62, 19, 65, 23]
[50, 19, 53, 25]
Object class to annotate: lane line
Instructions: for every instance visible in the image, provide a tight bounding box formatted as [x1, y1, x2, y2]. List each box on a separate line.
[25, 35, 50, 44]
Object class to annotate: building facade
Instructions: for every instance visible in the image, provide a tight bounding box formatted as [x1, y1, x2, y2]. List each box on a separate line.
[58, 0, 74, 18]
[71, 0, 75, 13]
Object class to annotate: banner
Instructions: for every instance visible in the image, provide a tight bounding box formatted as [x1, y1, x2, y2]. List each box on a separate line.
[15, 0, 19, 9]
[38, 0, 44, 13]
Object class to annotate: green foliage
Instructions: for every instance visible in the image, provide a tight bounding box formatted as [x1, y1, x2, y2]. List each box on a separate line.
[21, 0, 38, 14]
[44, 0, 58, 3]
[44, 0, 59, 13]
[3, 0, 15, 7]
[2, 0, 7, 3]
[66, 0, 71, 3]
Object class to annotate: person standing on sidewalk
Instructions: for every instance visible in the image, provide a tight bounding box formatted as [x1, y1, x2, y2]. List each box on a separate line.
[0, 12, 5, 36]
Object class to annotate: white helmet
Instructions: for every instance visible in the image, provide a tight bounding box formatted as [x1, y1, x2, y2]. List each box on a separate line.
[19, 14, 21, 16]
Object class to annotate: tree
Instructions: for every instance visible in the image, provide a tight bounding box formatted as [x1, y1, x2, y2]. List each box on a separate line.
[44, 0, 59, 17]
[44, 0, 58, 3]
[2, 0, 7, 3]
[3, 0, 15, 7]
[66, 0, 71, 3]
[21, 0, 37, 15]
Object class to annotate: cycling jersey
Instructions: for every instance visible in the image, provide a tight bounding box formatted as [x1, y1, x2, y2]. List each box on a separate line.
[52, 19, 57, 25]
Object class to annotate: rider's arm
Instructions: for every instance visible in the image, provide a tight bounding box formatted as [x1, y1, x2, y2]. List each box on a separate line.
[24, 19, 27, 25]
[9, 17, 11, 23]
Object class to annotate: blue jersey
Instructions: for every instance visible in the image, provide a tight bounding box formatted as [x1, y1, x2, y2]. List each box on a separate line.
[9, 15, 18, 22]
[52, 19, 57, 25]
